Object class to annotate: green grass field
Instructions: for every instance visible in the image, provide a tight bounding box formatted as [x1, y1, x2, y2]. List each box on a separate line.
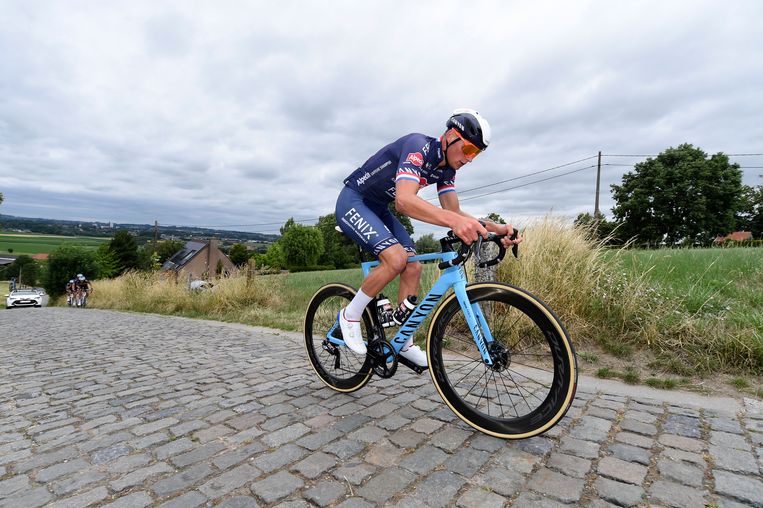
[0, 232, 109, 256]
[614, 247, 763, 331]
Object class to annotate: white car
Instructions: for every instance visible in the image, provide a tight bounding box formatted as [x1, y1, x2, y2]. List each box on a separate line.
[5, 289, 49, 309]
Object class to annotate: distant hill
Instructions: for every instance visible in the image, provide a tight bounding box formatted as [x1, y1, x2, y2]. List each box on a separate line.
[0, 214, 280, 243]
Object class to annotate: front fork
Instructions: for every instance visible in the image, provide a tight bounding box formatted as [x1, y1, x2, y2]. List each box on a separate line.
[454, 282, 495, 366]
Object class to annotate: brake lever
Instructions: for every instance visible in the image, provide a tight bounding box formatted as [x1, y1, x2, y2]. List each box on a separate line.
[474, 235, 485, 266]
[510, 228, 519, 258]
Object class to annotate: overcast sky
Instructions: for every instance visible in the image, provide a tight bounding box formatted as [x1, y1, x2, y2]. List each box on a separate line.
[1, 0, 762, 238]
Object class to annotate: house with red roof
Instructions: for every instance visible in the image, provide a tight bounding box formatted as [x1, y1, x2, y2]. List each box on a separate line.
[713, 231, 753, 244]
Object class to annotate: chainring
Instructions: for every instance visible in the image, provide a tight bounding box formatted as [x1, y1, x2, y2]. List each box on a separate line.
[368, 340, 398, 378]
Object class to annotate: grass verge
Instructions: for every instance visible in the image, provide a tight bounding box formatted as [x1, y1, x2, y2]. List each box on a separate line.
[495, 216, 762, 376]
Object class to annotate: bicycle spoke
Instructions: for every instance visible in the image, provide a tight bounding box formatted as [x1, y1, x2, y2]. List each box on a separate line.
[475, 371, 491, 416]
[497, 371, 521, 418]
[502, 371, 536, 413]
[452, 360, 484, 388]
[305, 287, 373, 393]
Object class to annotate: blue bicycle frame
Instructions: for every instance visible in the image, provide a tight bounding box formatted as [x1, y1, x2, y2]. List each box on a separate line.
[328, 250, 497, 366]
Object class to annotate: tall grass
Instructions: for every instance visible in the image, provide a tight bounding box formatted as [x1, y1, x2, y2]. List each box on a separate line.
[91, 271, 285, 327]
[494, 217, 762, 374]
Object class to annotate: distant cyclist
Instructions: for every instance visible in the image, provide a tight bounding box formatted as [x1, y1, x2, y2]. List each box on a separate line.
[75, 274, 92, 306]
[65, 279, 77, 306]
[335, 108, 523, 366]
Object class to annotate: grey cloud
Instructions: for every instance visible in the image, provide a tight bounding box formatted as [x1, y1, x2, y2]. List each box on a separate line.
[2, 1, 762, 238]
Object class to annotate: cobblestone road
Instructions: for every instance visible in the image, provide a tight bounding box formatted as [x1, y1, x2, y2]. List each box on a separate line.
[1, 308, 761, 507]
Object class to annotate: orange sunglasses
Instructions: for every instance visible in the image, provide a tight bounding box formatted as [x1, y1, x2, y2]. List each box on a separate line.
[452, 130, 482, 160]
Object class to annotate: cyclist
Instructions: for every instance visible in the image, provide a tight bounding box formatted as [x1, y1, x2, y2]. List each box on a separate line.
[75, 274, 92, 306]
[65, 279, 77, 305]
[335, 108, 523, 366]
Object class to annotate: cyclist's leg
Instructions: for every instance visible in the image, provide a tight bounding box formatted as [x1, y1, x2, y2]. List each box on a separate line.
[378, 207, 421, 304]
[376, 208, 427, 366]
[336, 188, 409, 352]
[336, 187, 410, 299]
[360, 244, 408, 296]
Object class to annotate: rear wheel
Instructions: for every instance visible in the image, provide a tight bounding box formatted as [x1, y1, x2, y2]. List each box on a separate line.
[304, 283, 374, 392]
[427, 282, 577, 439]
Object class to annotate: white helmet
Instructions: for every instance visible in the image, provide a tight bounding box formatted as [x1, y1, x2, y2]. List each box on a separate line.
[446, 108, 491, 150]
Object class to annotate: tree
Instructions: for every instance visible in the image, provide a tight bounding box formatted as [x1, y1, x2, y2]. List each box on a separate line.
[155, 240, 186, 263]
[611, 144, 743, 246]
[484, 212, 506, 224]
[280, 224, 324, 267]
[280, 217, 297, 235]
[316, 214, 358, 268]
[389, 204, 414, 236]
[95, 243, 122, 278]
[414, 233, 439, 253]
[109, 230, 139, 274]
[19, 263, 39, 287]
[260, 241, 286, 269]
[752, 186, 763, 239]
[45, 245, 99, 297]
[736, 184, 763, 238]
[228, 243, 250, 266]
[5, 255, 38, 286]
[574, 212, 620, 244]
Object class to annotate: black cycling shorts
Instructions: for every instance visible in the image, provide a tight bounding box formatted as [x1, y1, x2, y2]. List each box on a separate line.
[335, 186, 416, 257]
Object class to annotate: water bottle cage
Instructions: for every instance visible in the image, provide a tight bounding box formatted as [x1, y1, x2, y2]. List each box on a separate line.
[375, 296, 396, 328]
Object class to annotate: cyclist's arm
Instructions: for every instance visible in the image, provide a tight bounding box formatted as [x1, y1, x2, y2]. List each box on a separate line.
[438, 191, 506, 234]
[395, 180, 460, 227]
[439, 191, 523, 246]
[395, 181, 487, 243]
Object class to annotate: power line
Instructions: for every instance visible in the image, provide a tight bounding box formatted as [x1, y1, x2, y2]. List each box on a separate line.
[455, 155, 599, 196]
[604, 163, 763, 169]
[605, 153, 763, 157]
[458, 165, 598, 203]
[193, 217, 321, 228]
[191, 155, 602, 228]
[602, 154, 657, 157]
[182, 151, 763, 231]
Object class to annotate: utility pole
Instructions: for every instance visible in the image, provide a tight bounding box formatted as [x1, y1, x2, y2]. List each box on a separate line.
[594, 151, 602, 220]
[153, 221, 159, 250]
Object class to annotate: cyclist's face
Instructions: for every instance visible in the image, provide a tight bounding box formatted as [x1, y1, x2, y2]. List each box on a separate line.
[446, 132, 473, 170]
[445, 129, 484, 169]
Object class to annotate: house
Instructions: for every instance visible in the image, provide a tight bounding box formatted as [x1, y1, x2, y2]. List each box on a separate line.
[713, 231, 753, 244]
[32, 253, 49, 261]
[161, 238, 237, 280]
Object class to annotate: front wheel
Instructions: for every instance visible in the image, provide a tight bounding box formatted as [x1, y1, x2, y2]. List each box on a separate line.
[304, 283, 374, 393]
[427, 282, 577, 439]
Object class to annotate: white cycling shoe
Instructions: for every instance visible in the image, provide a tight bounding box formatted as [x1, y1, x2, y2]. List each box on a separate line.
[400, 340, 427, 368]
[338, 309, 367, 354]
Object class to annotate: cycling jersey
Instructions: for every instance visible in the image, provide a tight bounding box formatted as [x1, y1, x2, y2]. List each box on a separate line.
[343, 133, 456, 204]
[338, 133, 458, 257]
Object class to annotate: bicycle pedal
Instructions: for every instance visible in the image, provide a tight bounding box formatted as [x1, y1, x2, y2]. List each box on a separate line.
[397, 355, 426, 375]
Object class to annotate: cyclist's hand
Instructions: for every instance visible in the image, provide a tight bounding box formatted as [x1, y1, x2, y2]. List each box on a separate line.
[451, 216, 488, 245]
[499, 224, 523, 249]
